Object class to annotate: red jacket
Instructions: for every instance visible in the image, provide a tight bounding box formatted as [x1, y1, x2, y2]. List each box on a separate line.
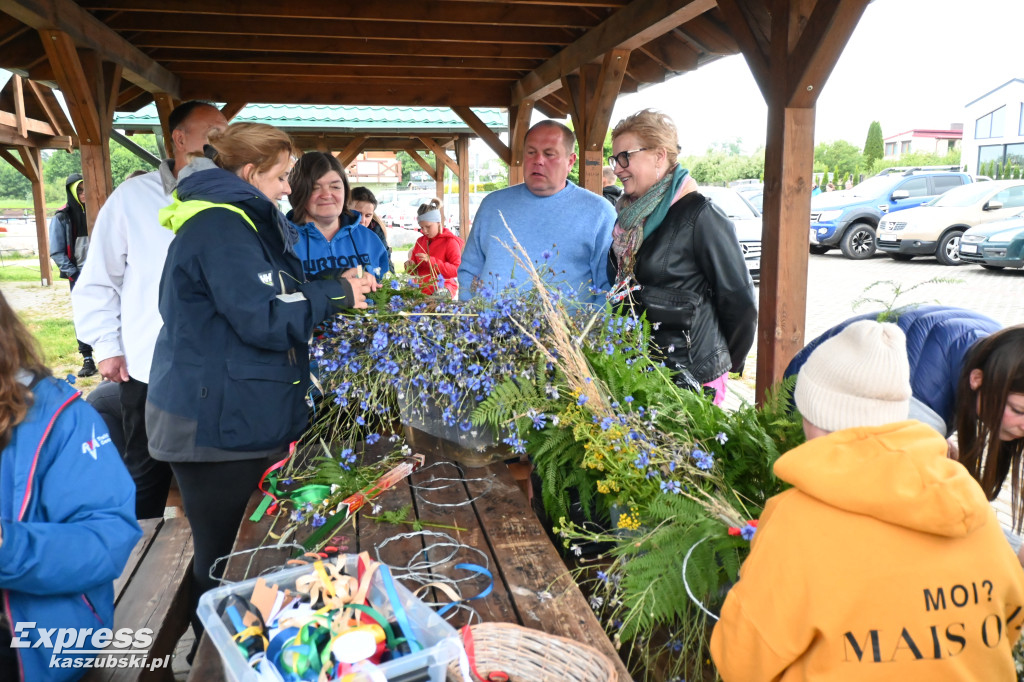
[409, 228, 463, 296]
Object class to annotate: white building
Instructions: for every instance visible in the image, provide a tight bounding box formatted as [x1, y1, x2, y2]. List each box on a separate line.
[882, 127, 961, 160]
[960, 78, 1024, 174]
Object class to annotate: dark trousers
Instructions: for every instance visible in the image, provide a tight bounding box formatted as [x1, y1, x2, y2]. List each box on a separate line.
[170, 457, 275, 638]
[120, 378, 172, 519]
[67, 275, 93, 358]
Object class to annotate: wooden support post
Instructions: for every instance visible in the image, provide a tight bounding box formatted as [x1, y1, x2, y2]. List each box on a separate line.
[455, 135, 471, 241]
[434, 151, 445, 223]
[507, 101, 533, 186]
[153, 92, 178, 159]
[716, 0, 869, 403]
[560, 50, 629, 195]
[21, 146, 52, 286]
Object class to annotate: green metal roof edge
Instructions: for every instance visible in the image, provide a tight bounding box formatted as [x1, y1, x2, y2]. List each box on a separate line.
[113, 103, 507, 131]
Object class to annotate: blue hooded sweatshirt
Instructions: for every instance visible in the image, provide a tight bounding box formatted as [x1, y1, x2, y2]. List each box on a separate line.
[287, 209, 392, 280]
[2, 375, 140, 681]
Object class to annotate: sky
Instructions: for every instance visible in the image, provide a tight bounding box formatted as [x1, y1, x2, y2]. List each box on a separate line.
[609, 0, 1024, 155]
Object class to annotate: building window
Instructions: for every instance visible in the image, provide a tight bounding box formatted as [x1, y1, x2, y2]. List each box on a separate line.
[976, 106, 1006, 139]
[1006, 143, 1024, 169]
[885, 142, 896, 156]
[978, 144, 1005, 172]
[901, 141, 912, 154]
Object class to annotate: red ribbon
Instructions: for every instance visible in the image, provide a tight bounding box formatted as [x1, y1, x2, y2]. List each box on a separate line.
[727, 519, 759, 536]
[255, 441, 296, 515]
[461, 626, 509, 682]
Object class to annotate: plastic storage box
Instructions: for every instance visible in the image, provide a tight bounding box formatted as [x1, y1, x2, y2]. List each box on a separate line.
[198, 556, 459, 682]
[397, 389, 510, 468]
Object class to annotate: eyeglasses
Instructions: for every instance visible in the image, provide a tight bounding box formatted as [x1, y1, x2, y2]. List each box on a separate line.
[608, 148, 648, 170]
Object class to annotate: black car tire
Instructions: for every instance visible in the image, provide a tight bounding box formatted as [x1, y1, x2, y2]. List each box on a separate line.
[936, 230, 964, 266]
[809, 245, 831, 255]
[889, 254, 914, 261]
[840, 222, 876, 260]
[981, 264, 1005, 271]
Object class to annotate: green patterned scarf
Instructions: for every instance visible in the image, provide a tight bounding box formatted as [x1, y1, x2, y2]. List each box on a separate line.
[611, 165, 689, 280]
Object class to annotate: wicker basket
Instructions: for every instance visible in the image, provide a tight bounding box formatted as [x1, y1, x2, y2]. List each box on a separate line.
[446, 623, 618, 682]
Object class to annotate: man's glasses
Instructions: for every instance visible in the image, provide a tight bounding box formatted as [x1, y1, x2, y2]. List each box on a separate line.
[608, 148, 648, 170]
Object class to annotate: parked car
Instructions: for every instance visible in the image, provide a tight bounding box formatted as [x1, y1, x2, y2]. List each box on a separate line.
[809, 170, 973, 260]
[379, 193, 437, 230]
[876, 180, 1024, 265]
[737, 185, 764, 212]
[959, 210, 1024, 270]
[444, 192, 487, 230]
[701, 185, 762, 284]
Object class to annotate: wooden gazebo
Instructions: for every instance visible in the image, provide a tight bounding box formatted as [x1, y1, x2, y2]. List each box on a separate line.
[0, 0, 871, 398]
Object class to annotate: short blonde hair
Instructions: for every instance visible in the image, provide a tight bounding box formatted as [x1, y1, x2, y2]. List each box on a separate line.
[611, 109, 679, 167]
[207, 122, 294, 176]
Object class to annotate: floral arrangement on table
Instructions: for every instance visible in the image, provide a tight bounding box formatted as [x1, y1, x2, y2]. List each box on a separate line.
[290, 235, 803, 681]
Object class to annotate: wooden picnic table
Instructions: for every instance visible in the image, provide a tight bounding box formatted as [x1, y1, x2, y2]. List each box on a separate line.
[188, 429, 632, 681]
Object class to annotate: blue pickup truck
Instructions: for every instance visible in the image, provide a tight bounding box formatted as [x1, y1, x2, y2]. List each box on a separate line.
[809, 169, 973, 259]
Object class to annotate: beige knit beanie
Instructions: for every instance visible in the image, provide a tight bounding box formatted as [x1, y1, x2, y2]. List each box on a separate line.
[794, 319, 911, 432]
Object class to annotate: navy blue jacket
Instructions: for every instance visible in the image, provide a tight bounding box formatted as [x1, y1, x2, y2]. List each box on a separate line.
[785, 305, 1001, 435]
[2, 376, 140, 680]
[147, 167, 354, 461]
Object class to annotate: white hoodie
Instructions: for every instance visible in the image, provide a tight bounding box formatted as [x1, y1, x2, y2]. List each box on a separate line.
[72, 162, 177, 384]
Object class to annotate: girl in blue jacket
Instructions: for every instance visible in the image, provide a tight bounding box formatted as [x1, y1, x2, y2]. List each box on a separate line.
[286, 152, 391, 280]
[0, 290, 140, 681]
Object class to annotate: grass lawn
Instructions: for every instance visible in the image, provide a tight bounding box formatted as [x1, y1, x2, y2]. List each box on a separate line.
[0, 261, 44, 283]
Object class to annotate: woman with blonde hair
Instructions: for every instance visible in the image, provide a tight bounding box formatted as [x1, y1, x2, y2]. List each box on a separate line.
[0, 290, 139, 680]
[147, 122, 377, 640]
[406, 198, 463, 296]
[607, 109, 756, 404]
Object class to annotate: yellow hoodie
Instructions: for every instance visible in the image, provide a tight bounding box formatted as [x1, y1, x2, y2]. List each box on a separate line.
[710, 421, 1024, 681]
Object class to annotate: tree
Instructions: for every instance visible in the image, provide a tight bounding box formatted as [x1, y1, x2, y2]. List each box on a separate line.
[814, 140, 863, 180]
[0, 157, 32, 200]
[864, 121, 884, 167]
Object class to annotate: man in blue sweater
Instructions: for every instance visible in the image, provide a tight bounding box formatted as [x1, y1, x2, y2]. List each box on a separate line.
[458, 121, 615, 303]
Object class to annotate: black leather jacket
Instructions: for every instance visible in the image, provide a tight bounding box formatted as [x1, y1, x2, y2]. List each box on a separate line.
[609, 191, 757, 384]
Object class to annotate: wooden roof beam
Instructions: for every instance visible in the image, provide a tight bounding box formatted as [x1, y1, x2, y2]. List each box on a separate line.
[0, 125, 71, 148]
[83, 0, 599, 30]
[451, 106, 509, 165]
[3, 0, 179, 96]
[12, 74, 27, 138]
[402, 146, 435, 177]
[513, 0, 715, 103]
[0, 148, 28, 176]
[180, 79, 511, 108]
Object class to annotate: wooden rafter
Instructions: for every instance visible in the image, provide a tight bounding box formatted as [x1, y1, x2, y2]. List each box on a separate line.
[451, 106, 509, 165]
[417, 137, 458, 176]
[4, 0, 179, 96]
[0, 148, 28, 175]
[180, 79, 511, 108]
[12, 74, 27, 138]
[403, 146, 434, 177]
[335, 135, 369, 167]
[220, 101, 247, 122]
[513, 0, 716, 103]
[81, 0, 603, 30]
[25, 78, 73, 136]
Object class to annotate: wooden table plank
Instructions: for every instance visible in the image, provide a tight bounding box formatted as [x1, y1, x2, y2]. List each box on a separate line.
[467, 464, 633, 682]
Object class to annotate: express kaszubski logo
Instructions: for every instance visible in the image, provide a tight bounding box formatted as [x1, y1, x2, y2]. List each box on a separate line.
[11, 622, 171, 671]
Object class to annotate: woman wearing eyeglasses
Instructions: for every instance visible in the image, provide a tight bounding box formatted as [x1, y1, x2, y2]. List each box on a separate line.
[606, 109, 757, 404]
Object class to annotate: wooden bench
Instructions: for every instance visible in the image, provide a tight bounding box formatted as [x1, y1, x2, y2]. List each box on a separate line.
[83, 516, 193, 682]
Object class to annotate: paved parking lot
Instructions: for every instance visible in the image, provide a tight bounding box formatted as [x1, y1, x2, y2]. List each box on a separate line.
[802, 250, 1024, 338]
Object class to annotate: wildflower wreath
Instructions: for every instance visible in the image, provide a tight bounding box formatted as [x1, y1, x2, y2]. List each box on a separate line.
[297, 235, 803, 681]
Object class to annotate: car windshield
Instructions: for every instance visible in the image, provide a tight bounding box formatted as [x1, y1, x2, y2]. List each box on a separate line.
[930, 182, 996, 207]
[701, 186, 758, 219]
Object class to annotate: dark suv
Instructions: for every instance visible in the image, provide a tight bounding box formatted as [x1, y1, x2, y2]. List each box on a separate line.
[809, 169, 972, 259]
